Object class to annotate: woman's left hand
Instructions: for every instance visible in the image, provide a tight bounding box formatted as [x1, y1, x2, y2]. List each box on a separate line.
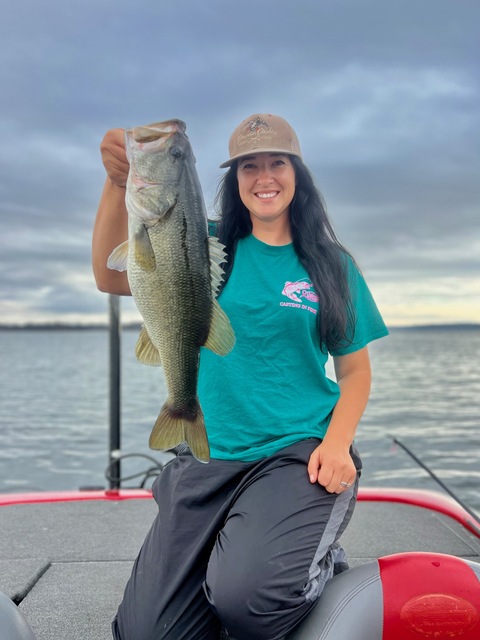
[307, 440, 357, 494]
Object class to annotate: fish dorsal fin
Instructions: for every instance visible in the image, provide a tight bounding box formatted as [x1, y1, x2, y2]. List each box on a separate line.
[208, 236, 228, 298]
[134, 224, 156, 272]
[204, 299, 236, 356]
[135, 326, 162, 366]
[107, 240, 129, 272]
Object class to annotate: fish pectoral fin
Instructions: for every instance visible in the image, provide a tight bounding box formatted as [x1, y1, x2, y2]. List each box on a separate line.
[208, 236, 228, 297]
[135, 326, 162, 366]
[134, 225, 156, 272]
[107, 240, 129, 271]
[204, 300, 236, 356]
[149, 402, 210, 463]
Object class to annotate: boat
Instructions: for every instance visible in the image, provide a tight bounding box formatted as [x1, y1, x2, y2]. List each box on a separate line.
[1, 299, 479, 638]
[1, 481, 479, 639]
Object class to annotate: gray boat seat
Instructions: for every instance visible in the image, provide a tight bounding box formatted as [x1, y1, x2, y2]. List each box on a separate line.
[287, 552, 480, 639]
[0, 591, 36, 640]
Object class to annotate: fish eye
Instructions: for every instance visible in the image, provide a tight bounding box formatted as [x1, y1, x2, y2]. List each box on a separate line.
[169, 146, 183, 159]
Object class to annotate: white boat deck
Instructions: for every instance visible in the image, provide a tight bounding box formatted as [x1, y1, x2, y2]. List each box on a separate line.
[1, 490, 479, 640]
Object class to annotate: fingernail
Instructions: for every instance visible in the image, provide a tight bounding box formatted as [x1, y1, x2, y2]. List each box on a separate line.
[310, 474, 315, 483]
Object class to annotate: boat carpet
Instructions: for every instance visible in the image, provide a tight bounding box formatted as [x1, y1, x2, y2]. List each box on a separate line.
[0, 498, 478, 639]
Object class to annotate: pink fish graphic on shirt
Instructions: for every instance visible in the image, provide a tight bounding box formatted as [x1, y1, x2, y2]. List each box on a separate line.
[302, 290, 319, 303]
[282, 281, 313, 303]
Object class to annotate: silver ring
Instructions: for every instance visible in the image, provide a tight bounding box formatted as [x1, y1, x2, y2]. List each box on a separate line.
[339, 481, 351, 488]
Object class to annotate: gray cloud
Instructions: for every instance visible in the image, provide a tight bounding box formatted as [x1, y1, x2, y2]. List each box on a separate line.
[1, 0, 479, 325]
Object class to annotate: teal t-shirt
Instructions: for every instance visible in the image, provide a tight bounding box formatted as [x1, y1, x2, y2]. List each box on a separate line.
[198, 233, 388, 461]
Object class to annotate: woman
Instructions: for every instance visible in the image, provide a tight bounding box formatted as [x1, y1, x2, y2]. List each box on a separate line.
[92, 113, 388, 640]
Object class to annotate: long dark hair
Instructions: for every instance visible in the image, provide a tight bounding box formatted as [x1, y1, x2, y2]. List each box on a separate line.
[215, 156, 356, 352]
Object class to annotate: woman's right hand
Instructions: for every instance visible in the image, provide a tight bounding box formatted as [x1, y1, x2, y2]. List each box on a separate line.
[100, 129, 129, 188]
[93, 128, 131, 295]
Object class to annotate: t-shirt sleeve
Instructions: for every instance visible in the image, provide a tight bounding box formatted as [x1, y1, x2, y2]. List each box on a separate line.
[330, 257, 389, 356]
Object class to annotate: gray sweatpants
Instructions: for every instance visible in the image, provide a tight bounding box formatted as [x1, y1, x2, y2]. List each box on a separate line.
[112, 439, 361, 640]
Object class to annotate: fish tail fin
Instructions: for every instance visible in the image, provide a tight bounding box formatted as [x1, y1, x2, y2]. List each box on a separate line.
[149, 401, 210, 463]
[204, 300, 236, 356]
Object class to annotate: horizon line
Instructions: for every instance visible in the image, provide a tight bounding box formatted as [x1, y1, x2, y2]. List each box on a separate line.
[0, 321, 479, 331]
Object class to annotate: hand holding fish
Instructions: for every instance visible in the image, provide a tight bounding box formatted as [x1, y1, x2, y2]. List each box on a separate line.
[100, 128, 129, 188]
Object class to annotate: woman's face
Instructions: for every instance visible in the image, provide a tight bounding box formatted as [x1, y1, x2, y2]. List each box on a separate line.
[236, 153, 296, 226]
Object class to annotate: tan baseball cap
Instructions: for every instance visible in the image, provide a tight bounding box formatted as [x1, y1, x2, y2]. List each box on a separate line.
[219, 113, 302, 168]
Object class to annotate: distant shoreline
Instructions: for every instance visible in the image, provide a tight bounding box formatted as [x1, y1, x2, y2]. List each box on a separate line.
[390, 323, 480, 331]
[0, 323, 142, 331]
[0, 322, 479, 332]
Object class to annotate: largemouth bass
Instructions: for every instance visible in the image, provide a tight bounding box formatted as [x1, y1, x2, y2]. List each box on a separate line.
[107, 119, 235, 463]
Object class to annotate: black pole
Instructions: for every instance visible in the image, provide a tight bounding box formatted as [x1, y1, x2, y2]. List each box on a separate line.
[392, 437, 480, 525]
[109, 294, 121, 489]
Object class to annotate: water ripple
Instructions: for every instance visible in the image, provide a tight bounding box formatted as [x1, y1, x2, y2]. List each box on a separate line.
[0, 328, 479, 514]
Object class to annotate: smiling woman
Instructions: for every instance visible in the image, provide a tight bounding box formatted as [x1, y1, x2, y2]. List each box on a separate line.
[92, 112, 389, 640]
[236, 153, 296, 242]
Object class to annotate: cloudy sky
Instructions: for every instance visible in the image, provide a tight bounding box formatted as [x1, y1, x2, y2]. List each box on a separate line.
[1, 0, 479, 327]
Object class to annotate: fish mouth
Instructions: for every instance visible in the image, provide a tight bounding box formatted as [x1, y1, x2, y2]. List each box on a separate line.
[125, 119, 188, 181]
[130, 119, 186, 144]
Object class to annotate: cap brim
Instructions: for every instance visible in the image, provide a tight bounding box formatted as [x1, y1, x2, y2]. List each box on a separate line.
[219, 147, 302, 169]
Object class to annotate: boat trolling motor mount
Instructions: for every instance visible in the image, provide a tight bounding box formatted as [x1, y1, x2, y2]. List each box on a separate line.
[287, 552, 480, 639]
[0, 591, 36, 640]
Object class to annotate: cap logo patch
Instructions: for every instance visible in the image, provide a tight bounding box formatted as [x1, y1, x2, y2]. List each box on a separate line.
[236, 117, 273, 150]
[246, 117, 269, 132]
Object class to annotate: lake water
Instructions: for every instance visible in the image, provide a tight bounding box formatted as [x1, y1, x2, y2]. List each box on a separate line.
[0, 327, 479, 514]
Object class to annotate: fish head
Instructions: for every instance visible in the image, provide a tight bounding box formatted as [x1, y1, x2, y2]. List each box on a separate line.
[125, 119, 194, 224]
